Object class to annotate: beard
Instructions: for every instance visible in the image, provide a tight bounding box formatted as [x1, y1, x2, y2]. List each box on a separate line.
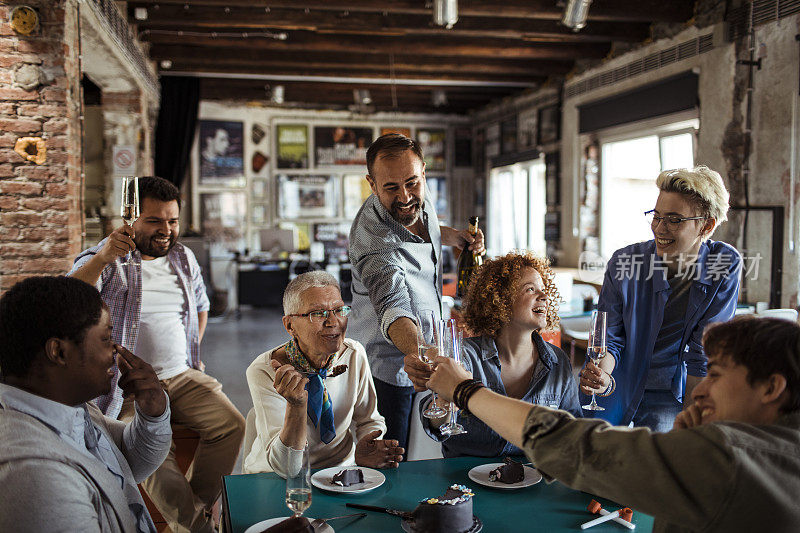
[390, 197, 422, 226]
[135, 232, 177, 258]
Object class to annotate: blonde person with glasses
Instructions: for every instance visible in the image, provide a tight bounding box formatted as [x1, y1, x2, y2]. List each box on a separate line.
[244, 271, 404, 476]
[579, 166, 741, 432]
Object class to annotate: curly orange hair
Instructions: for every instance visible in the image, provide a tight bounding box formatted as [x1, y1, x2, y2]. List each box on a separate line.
[462, 251, 560, 338]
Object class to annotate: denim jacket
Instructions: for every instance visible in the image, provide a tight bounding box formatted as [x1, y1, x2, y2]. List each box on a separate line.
[421, 332, 581, 457]
[591, 239, 741, 425]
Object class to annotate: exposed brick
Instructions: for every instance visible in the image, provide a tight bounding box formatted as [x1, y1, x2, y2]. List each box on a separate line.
[44, 135, 66, 149]
[0, 242, 44, 257]
[17, 104, 63, 117]
[0, 117, 41, 133]
[1, 260, 21, 272]
[0, 164, 15, 177]
[0, 102, 15, 114]
[17, 39, 57, 55]
[44, 182, 67, 196]
[45, 211, 67, 225]
[20, 226, 68, 241]
[0, 223, 20, 239]
[3, 212, 44, 226]
[42, 117, 66, 133]
[21, 197, 69, 211]
[19, 257, 72, 273]
[0, 87, 38, 101]
[0, 195, 19, 210]
[15, 166, 60, 181]
[1, 275, 30, 291]
[41, 87, 65, 102]
[0, 180, 43, 196]
[47, 242, 70, 256]
[45, 150, 67, 165]
[0, 149, 19, 162]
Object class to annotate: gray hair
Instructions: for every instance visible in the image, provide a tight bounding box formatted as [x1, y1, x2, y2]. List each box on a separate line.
[656, 165, 730, 239]
[283, 270, 340, 315]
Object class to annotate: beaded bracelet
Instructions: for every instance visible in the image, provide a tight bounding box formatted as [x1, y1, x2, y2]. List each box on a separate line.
[453, 379, 485, 416]
[598, 374, 616, 397]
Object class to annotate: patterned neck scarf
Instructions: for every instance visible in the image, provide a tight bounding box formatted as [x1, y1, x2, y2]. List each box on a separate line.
[285, 338, 336, 444]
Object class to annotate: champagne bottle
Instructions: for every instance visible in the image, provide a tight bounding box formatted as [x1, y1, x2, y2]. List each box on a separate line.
[456, 216, 484, 298]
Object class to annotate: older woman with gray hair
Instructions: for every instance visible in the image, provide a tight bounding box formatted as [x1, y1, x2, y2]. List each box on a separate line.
[580, 165, 741, 431]
[243, 270, 403, 476]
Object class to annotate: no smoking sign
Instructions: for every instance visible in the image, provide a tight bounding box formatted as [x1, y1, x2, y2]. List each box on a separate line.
[113, 145, 136, 175]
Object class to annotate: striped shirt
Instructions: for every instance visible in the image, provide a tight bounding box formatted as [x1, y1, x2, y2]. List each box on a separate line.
[348, 192, 442, 387]
[69, 240, 210, 418]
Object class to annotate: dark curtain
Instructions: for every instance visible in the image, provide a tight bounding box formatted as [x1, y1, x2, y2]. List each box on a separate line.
[154, 76, 200, 188]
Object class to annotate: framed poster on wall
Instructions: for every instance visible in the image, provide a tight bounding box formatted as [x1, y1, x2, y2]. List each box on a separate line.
[381, 127, 411, 137]
[198, 120, 245, 186]
[314, 126, 372, 166]
[278, 174, 338, 219]
[200, 192, 247, 255]
[276, 124, 309, 169]
[538, 105, 561, 145]
[343, 173, 372, 219]
[418, 129, 446, 171]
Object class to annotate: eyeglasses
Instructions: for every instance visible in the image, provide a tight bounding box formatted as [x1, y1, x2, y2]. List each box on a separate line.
[644, 209, 706, 231]
[288, 306, 352, 323]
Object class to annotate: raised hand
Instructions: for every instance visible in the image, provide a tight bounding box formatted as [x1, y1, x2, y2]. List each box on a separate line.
[672, 404, 704, 430]
[98, 224, 136, 264]
[355, 429, 404, 469]
[115, 344, 166, 418]
[271, 359, 308, 407]
[426, 355, 472, 403]
[579, 360, 610, 395]
[404, 351, 434, 392]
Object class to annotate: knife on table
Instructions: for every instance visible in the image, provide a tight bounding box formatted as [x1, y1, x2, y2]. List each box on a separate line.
[345, 503, 412, 519]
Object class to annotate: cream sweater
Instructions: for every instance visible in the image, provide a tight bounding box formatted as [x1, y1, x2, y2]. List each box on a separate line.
[244, 338, 386, 476]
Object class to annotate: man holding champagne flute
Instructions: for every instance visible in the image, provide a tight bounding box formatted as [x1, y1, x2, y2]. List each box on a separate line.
[69, 176, 245, 533]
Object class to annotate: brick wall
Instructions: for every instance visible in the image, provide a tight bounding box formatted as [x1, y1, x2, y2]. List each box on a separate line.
[0, 0, 83, 292]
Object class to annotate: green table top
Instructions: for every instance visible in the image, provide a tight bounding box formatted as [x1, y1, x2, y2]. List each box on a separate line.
[223, 457, 654, 532]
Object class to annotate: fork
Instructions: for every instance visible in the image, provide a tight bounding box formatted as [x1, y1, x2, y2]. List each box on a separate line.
[310, 512, 367, 529]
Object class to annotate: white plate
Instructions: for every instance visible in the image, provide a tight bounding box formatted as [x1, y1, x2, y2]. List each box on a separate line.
[310, 467, 385, 494]
[467, 463, 542, 490]
[243, 516, 333, 533]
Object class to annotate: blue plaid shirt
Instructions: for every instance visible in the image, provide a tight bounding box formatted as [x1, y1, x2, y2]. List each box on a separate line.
[348, 192, 442, 387]
[69, 240, 210, 418]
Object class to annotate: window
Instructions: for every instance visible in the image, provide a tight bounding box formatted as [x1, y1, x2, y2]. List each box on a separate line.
[599, 122, 696, 259]
[487, 157, 546, 257]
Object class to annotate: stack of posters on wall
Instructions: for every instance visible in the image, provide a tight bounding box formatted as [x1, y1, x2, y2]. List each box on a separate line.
[343, 174, 372, 219]
[418, 129, 446, 171]
[200, 192, 247, 255]
[199, 120, 245, 187]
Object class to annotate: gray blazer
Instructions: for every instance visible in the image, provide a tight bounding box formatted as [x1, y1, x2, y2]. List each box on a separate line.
[0, 403, 157, 532]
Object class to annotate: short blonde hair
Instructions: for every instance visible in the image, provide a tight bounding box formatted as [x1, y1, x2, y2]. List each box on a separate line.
[656, 165, 729, 238]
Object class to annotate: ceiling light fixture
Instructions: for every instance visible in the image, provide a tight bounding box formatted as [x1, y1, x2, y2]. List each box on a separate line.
[134, 7, 148, 20]
[432, 89, 447, 107]
[561, 0, 593, 32]
[433, 0, 458, 29]
[271, 85, 284, 104]
[353, 89, 372, 105]
[160, 59, 172, 69]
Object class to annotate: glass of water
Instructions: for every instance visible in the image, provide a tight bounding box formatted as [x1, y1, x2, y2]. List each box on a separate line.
[285, 444, 311, 518]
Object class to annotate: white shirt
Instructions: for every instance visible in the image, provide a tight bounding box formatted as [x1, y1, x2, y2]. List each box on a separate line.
[136, 257, 190, 379]
[243, 338, 386, 476]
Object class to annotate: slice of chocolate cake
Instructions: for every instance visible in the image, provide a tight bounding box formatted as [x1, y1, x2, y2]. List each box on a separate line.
[257, 516, 314, 533]
[406, 484, 478, 533]
[488, 457, 525, 484]
[331, 468, 364, 487]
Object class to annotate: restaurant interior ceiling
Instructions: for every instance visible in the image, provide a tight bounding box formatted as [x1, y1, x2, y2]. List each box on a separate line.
[126, 0, 697, 115]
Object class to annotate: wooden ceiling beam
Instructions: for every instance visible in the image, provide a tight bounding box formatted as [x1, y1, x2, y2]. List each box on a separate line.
[148, 45, 574, 76]
[129, 1, 694, 24]
[129, 5, 650, 43]
[140, 30, 610, 61]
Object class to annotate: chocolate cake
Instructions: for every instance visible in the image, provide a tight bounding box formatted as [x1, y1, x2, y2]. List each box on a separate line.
[405, 484, 478, 533]
[257, 516, 314, 533]
[488, 457, 525, 484]
[331, 468, 364, 487]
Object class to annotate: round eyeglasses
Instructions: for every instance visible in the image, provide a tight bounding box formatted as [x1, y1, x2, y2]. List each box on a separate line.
[288, 306, 351, 323]
[644, 209, 706, 231]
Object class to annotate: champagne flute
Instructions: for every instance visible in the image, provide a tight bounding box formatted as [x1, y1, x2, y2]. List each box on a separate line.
[418, 310, 447, 419]
[582, 310, 607, 411]
[119, 176, 139, 266]
[439, 319, 467, 436]
[285, 444, 311, 518]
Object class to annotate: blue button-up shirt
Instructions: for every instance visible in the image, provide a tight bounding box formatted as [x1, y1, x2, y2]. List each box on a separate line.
[348, 192, 442, 387]
[421, 333, 582, 457]
[591, 239, 741, 425]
